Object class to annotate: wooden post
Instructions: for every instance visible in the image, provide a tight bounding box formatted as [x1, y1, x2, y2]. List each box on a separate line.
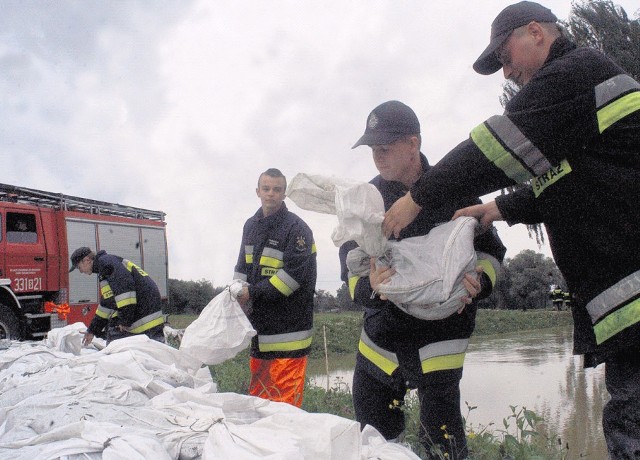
[323, 324, 329, 392]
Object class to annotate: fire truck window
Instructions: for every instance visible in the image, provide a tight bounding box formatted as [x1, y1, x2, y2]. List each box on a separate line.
[6, 213, 37, 243]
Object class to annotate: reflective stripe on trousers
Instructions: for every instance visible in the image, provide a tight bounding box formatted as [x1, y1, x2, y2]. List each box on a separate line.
[359, 329, 469, 375]
[257, 329, 313, 353]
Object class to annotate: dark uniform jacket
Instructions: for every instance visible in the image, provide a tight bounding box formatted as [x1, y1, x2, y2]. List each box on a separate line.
[408, 37, 640, 364]
[234, 203, 317, 359]
[340, 153, 506, 386]
[88, 250, 164, 339]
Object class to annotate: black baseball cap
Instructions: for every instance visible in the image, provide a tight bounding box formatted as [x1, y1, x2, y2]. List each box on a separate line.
[352, 100, 420, 149]
[473, 1, 557, 75]
[69, 247, 92, 272]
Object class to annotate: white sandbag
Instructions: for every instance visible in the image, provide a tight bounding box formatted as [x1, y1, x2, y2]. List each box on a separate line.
[180, 282, 256, 365]
[287, 173, 386, 257]
[0, 327, 419, 459]
[286, 173, 362, 215]
[360, 425, 421, 460]
[203, 412, 361, 460]
[347, 218, 478, 320]
[45, 321, 86, 355]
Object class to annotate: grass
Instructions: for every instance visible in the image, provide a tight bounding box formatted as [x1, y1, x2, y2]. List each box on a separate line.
[168, 309, 575, 459]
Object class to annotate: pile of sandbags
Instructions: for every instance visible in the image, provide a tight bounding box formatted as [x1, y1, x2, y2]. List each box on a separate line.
[0, 324, 419, 459]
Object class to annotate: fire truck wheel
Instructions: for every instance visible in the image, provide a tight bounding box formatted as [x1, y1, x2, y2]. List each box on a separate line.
[0, 305, 21, 340]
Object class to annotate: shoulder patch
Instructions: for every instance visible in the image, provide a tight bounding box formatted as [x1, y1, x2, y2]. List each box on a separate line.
[295, 236, 307, 252]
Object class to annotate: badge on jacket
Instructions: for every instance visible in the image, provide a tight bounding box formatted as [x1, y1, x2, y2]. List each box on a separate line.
[295, 236, 307, 252]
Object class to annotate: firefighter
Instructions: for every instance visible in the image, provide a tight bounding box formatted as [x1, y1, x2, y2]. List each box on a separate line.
[69, 247, 165, 345]
[550, 285, 564, 311]
[233, 168, 317, 408]
[563, 291, 572, 310]
[341, 101, 505, 459]
[380, 2, 640, 457]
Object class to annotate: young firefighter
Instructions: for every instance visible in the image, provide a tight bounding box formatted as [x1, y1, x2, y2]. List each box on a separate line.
[341, 101, 505, 459]
[382, 2, 640, 457]
[234, 168, 317, 408]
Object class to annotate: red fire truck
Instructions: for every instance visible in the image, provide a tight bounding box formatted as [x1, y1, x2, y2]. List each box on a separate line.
[0, 183, 168, 340]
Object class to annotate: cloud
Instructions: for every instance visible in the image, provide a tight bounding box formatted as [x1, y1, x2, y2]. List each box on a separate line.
[4, 0, 635, 292]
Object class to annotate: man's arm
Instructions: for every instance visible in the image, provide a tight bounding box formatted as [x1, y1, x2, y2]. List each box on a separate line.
[383, 140, 511, 238]
[453, 201, 504, 232]
[249, 221, 317, 305]
[102, 263, 137, 328]
[453, 187, 542, 230]
[384, 49, 635, 238]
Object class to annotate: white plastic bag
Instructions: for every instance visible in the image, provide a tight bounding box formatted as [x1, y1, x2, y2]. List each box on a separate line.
[180, 282, 256, 365]
[287, 173, 386, 256]
[347, 217, 479, 320]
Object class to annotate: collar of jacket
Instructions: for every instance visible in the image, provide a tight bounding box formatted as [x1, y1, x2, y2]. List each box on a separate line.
[253, 201, 288, 223]
[92, 250, 108, 274]
[543, 36, 577, 67]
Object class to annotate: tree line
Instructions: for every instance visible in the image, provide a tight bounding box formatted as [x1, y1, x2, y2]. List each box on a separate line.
[166, 249, 566, 315]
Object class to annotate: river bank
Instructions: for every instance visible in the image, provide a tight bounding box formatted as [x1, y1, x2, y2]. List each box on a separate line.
[308, 309, 573, 358]
[169, 308, 574, 358]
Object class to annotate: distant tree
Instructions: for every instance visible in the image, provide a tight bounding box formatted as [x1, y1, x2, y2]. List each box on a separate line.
[168, 278, 221, 314]
[566, 0, 640, 80]
[314, 289, 339, 312]
[336, 283, 361, 311]
[503, 250, 562, 310]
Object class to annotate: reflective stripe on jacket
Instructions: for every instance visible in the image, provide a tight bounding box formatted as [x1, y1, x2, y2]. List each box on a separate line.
[234, 203, 317, 359]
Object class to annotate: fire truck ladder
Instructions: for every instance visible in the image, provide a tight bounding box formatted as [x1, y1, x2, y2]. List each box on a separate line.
[0, 183, 165, 222]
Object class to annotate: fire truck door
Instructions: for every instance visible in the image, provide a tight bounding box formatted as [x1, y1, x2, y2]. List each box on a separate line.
[4, 210, 46, 294]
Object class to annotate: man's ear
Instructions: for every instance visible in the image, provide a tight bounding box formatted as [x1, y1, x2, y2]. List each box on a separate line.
[410, 135, 420, 152]
[527, 21, 545, 44]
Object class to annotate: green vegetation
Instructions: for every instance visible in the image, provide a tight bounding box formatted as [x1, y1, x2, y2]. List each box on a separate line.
[169, 309, 573, 360]
[165, 250, 569, 315]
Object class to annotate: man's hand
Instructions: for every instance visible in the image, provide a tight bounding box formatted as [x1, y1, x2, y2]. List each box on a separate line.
[81, 331, 95, 346]
[369, 257, 395, 300]
[237, 286, 252, 314]
[458, 266, 484, 313]
[452, 201, 503, 231]
[382, 192, 422, 239]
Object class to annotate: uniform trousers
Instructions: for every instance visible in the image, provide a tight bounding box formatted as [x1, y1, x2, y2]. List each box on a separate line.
[352, 355, 467, 460]
[249, 356, 308, 408]
[602, 351, 640, 459]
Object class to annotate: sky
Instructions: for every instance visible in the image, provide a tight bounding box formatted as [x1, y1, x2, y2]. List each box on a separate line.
[2, 1, 638, 294]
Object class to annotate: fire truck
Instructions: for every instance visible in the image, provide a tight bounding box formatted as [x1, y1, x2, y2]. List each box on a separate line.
[0, 183, 168, 340]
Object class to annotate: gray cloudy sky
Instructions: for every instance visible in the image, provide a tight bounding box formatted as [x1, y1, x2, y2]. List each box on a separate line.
[3, 1, 638, 293]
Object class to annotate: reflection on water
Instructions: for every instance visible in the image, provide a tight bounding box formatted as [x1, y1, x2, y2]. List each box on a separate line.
[309, 326, 609, 459]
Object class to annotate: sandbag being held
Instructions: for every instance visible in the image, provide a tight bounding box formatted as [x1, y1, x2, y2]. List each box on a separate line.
[180, 281, 256, 365]
[347, 217, 478, 320]
[287, 173, 386, 257]
[287, 173, 479, 320]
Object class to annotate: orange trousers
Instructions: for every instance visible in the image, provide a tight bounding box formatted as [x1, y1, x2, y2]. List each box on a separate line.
[249, 356, 308, 408]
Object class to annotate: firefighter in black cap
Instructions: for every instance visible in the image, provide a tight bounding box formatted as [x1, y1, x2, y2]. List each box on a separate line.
[342, 100, 505, 459]
[381, 2, 640, 457]
[70, 247, 165, 345]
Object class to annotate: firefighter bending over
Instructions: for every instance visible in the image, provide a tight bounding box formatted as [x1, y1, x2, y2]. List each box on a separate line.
[69, 247, 165, 345]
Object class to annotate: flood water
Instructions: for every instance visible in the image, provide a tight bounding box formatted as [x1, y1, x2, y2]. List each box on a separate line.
[308, 326, 609, 459]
